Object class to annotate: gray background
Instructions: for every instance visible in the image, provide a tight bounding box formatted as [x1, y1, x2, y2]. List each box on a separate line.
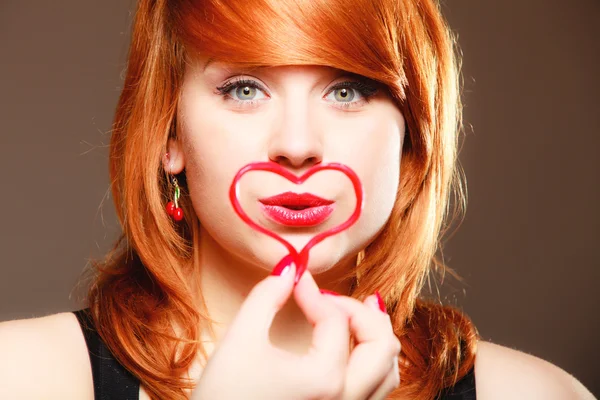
[1, 0, 598, 395]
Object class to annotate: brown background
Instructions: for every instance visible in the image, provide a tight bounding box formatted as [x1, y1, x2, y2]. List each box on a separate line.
[0, 0, 598, 395]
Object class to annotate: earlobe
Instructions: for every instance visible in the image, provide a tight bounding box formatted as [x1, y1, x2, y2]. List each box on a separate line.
[164, 138, 186, 174]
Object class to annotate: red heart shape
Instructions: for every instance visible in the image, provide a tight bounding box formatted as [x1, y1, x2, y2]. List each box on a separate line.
[229, 161, 364, 283]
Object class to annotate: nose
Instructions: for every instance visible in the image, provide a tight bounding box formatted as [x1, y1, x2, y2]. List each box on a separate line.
[267, 102, 324, 171]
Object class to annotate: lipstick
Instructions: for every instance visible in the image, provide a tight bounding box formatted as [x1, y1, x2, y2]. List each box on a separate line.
[258, 192, 335, 227]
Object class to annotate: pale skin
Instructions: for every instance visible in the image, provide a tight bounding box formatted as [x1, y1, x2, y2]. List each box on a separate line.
[0, 58, 595, 399]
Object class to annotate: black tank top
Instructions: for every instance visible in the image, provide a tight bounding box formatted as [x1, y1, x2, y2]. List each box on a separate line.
[74, 308, 476, 399]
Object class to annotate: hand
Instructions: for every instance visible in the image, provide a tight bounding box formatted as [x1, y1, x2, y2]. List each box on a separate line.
[191, 262, 352, 400]
[317, 292, 401, 400]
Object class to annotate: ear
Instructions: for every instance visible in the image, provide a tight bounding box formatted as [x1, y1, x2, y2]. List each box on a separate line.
[163, 137, 186, 174]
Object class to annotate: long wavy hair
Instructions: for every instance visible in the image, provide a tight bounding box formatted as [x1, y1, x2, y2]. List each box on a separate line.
[84, 0, 480, 398]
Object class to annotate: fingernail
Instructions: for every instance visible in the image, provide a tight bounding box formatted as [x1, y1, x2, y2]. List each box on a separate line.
[375, 290, 387, 313]
[294, 264, 307, 285]
[319, 289, 341, 296]
[271, 255, 294, 277]
[277, 265, 291, 277]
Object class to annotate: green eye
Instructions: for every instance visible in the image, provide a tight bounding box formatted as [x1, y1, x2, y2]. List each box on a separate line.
[333, 88, 355, 102]
[325, 80, 379, 108]
[216, 78, 267, 104]
[236, 85, 258, 100]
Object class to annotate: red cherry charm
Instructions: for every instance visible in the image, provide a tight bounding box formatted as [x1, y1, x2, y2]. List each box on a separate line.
[173, 207, 184, 221]
[166, 201, 175, 216]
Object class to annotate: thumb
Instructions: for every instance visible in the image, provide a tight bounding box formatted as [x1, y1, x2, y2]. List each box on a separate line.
[230, 256, 296, 342]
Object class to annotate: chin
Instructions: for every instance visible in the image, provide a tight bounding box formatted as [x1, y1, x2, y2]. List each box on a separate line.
[304, 242, 350, 273]
[259, 232, 354, 275]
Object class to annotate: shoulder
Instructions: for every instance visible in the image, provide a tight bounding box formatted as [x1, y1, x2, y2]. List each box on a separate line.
[0, 311, 94, 400]
[474, 340, 595, 400]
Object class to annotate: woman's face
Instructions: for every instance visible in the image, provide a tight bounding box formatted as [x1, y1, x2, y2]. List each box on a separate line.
[167, 56, 405, 275]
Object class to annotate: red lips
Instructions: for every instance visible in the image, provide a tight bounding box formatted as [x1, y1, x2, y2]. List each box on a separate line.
[258, 192, 335, 227]
[259, 192, 334, 208]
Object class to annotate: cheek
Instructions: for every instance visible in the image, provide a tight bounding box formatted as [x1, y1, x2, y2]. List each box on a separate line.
[178, 104, 274, 259]
[348, 110, 404, 217]
[179, 105, 256, 201]
[349, 115, 403, 236]
[178, 109, 238, 226]
[332, 110, 404, 250]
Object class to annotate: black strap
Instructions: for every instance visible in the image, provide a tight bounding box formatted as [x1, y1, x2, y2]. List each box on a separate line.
[438, 366, 477, 400]
[73, 309, 140, 400]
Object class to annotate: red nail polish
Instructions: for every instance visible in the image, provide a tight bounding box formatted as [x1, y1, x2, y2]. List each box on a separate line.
[320, 289, 341, 296]
[271, 254, 294, 276]
[375, 290, 387, 313]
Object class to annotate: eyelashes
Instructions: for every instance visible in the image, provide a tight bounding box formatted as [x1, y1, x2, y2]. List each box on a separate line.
[216, 78, 268, 107]
[215, 76, 379, 110]
[330, 80, 379, 101]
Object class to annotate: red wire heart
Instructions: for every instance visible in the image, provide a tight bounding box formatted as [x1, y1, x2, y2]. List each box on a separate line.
[229, 161, 364, 283]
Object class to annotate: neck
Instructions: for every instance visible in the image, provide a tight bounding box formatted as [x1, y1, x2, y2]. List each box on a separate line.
[194, 225, 355, 355]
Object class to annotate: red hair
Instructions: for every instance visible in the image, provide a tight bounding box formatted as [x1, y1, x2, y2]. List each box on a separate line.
[84, 0, 479, 398]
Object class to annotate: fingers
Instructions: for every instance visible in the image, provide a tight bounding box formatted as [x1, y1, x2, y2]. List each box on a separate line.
[325, 294, 400, 400]
[229, 260, 296, 341]
[293, 270, 350, 369]
[327, 294, 396, 343]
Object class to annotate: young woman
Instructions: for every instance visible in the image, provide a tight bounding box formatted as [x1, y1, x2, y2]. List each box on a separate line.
[0, 0, 594, 399]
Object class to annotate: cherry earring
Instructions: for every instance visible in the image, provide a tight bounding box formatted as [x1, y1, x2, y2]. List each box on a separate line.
[166, 175, 184, 221]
